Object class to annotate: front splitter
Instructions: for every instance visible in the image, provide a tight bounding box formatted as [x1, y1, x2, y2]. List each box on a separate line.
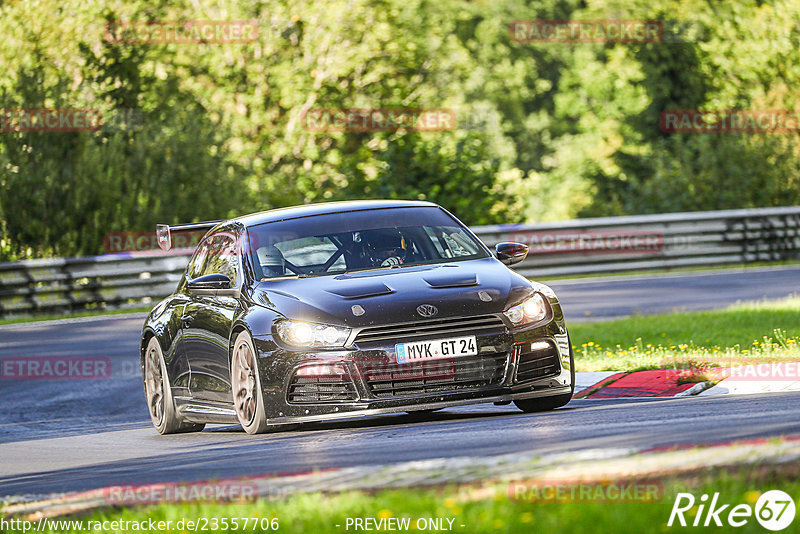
[265, 385, 573, 426]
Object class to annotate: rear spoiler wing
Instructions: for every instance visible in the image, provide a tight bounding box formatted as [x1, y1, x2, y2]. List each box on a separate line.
[156, 221, 223, 251]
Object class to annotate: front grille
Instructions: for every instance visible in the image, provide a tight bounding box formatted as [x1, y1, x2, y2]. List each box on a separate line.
[516, 340, 560, 382]
[354, 314, 506, 345]
[287, 375, 358, 403]
[360, 353, 508, 398]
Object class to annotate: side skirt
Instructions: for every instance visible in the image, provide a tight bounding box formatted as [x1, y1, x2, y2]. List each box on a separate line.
[174, 397, 239, 424]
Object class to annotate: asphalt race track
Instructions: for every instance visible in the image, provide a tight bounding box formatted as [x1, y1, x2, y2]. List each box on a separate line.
[1, 266, 799, 499]
[550, 265, 800, 320]
[2, 393, 800, 499]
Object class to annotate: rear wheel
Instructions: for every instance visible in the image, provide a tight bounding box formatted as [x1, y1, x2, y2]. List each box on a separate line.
[231, 331, 270, 434]
[514, 341, 575, 413]
[144, 337, 205, 434]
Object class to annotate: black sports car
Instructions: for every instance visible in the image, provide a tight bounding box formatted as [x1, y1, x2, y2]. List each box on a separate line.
[141, 200, 574, 434]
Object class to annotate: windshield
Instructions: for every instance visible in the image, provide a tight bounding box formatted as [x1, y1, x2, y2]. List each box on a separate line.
[247, 206, 489, 280]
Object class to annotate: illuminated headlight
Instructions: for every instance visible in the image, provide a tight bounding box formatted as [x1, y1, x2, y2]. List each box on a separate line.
[274, 320, 351, 348]
[504, 293, 550, 327]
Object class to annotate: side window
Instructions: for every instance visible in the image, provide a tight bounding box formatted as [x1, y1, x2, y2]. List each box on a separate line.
[187, 241, 210, 280]
[202, 234, 240, 285]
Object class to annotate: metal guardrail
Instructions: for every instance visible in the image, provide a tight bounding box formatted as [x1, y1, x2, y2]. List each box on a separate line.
[0, 252, 193, 318]
[1, 206, 799, 318]
[478, 206, 800, 278]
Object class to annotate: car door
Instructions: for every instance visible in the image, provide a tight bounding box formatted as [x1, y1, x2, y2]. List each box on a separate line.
[168, 244, 211, 399]
[182, 231, 242, 404]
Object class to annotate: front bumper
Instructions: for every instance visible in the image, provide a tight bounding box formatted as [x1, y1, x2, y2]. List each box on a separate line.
[252, 309, 572, 426]
[261, 385, 573, 425]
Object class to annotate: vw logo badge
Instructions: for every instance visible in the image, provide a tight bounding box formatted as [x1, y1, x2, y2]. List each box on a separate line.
[416, 304, 438, 317]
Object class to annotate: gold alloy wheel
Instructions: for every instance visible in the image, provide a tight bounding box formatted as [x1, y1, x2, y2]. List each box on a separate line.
[232, 339, 257, 425]
[144, 343, 165, 426]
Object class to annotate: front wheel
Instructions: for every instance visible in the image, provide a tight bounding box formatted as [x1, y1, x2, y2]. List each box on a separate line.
[231, 331, 271, 434]
[513, 391, 573, 413]
[514, 341, 575, 413]
[143, 337, 205, 434]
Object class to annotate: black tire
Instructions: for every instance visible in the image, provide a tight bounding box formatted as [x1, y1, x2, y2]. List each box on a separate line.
[231, 331, 271, 434]
[514, 340, 575, 413]
[514, 392, 573, 413]
[143, 337, 205, 434]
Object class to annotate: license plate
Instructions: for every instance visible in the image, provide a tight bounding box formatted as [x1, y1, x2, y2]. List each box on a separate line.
[395, 336, 477, 363]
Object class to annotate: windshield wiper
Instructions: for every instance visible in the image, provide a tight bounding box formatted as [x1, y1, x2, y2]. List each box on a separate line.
[260, 272, 331, 281]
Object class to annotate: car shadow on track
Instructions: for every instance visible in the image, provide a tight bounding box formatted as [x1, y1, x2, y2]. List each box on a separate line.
[0, 408, 549, 498]
[203, 406, 528, 434]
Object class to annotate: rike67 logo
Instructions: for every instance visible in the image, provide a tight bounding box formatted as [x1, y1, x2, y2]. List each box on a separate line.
[668, 490, 795, 531]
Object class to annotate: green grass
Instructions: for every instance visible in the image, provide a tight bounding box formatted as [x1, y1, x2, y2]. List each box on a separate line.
[5, 468, 798, 533]
[0, 306, 151, 326]
[569, 297, 800, 372]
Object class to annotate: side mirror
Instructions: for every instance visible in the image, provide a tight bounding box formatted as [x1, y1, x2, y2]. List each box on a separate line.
[495, 242, 528, 266]
[188, 273, 232, 290]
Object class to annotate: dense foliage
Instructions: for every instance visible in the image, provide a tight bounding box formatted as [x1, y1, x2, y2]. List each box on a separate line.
[1, 0, 797, 259]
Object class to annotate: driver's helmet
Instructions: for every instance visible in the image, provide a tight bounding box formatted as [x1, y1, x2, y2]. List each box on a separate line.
[257, 245, 286, 277]
[362, 229, 408, 267]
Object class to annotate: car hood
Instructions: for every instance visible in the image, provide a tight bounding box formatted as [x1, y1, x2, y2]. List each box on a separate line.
[250, 257, 534, 327]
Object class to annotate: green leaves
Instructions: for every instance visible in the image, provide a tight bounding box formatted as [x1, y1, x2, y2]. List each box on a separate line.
[1, 0, 798, 259]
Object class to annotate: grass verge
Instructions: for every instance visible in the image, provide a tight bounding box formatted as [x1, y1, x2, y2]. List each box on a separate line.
[4, 466, 798, 533]
[0, 306, 151, 326]
[568, 296, 800, 372]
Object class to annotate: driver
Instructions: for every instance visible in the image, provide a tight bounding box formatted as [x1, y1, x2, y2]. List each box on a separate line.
[362, 229, 409, 267]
